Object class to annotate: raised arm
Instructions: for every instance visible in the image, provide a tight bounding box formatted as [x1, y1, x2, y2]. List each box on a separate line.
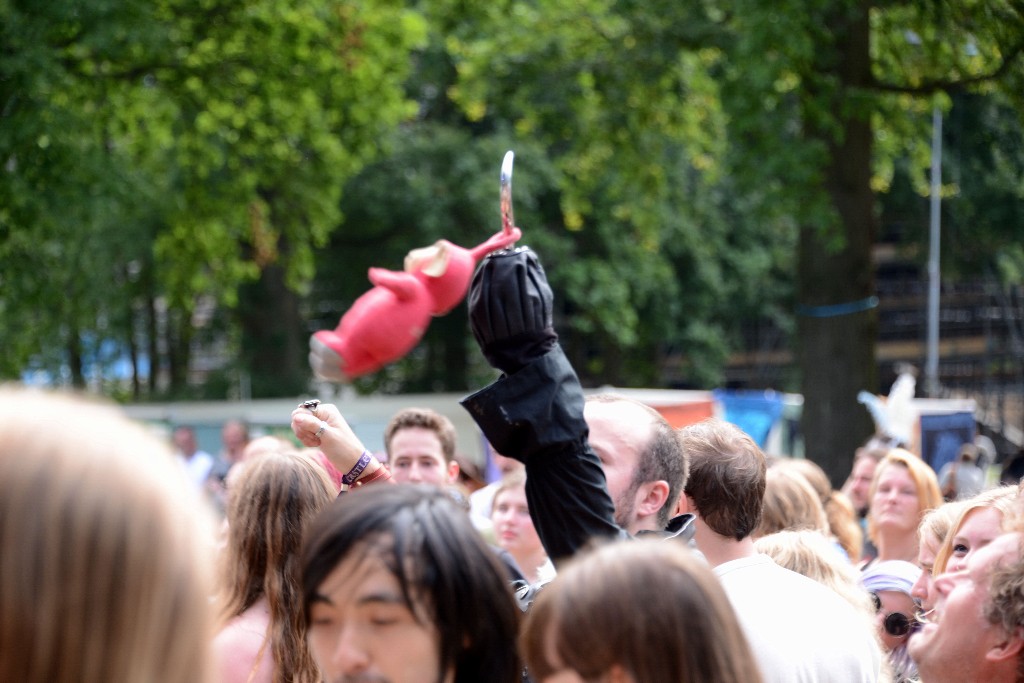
[460, 247, 622, 565]
[291, 401, 391, 490]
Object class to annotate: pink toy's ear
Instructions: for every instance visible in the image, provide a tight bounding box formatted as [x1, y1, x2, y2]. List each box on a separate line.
[405, 242, 450, 278]
[407, 240, 475, 316]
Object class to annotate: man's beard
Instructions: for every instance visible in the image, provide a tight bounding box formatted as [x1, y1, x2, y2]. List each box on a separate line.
[613, 481, 641, 530]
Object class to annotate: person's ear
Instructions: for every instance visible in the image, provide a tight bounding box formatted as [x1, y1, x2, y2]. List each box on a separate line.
[635, 480, 670, 520]
[986, 626, 1024, 664]
[674, 493, 692, 516]
[447, 460, 461, 484]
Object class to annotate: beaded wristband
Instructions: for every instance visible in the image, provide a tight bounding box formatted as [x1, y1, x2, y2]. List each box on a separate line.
[342, 451, 373, 486]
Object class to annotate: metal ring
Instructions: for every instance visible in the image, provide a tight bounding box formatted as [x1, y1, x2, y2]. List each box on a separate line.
[315, 422, 326, 439]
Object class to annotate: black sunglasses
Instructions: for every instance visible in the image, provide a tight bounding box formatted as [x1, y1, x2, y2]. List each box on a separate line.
[871, 592, 919, 637]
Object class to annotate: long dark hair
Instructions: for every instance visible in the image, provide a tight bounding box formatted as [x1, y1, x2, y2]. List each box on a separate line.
[302, 484, 521, 683]
[219, 451, 336, 683]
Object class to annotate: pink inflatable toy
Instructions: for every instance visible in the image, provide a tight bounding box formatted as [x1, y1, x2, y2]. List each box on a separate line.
[308, 227, 521, 381]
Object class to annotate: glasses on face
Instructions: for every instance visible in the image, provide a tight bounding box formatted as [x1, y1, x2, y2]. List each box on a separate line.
[871, 592, 919, 637]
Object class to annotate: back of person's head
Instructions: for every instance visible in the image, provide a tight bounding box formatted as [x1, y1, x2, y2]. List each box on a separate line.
[383, 407, 457, 460]
[522, 538, 764, 683]
[784, 457, 864, 559]
[867, 448, 943, 543]
[301, 484, 520, 683]
[755, 529, 874, 614]
[0, 386, 214, 683]
[680, 418, 766, 540]
[220, 451, 337, 682]
[586, 394, 689, 528]
[757, 465, 830, 537]
[241, 434, 296, 461]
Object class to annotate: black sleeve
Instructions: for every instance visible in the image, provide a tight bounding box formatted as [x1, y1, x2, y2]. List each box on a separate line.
[461, 345, 624, 565]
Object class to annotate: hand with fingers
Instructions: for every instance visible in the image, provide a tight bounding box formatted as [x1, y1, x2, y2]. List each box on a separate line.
[291, 400, 390, 489]
[468, 246, 557, 375]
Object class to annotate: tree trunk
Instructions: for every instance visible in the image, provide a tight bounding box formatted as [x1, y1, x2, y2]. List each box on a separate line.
[147, 292, 159, 395]
[67, 325, 85, 389]
[797, 3, 878, 486]
[238, 263, 308, 398]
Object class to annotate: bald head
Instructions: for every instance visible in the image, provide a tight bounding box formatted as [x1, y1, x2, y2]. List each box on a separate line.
[584, 395, 688, 534]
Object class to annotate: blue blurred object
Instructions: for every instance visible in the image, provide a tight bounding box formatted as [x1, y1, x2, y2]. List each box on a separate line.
[713, 389, 785, 448]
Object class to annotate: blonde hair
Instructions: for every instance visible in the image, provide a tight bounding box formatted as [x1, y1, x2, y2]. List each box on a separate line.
[867, 449, 943, 545]
[782, 458, 864, 561]
[755, 530, 873, 614]
[933, 485, 1018, 574]
[757, 465, 830, 537]
[917, 500, 968, 558]
[491, 467, 527, 513]
[0, 386, 215, 683]
[754, 530, 892, 682]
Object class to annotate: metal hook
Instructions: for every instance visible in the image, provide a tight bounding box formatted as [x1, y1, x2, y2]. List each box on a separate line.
[500, 150, 515, 236]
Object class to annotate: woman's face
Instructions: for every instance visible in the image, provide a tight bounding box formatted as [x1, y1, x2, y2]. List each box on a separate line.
[871, 464, 920, 535]
[491, 484, 543, 560]
[873, 589, 917, 652]
[911, 529, 941, 610]
[942, 506, 1004, 574]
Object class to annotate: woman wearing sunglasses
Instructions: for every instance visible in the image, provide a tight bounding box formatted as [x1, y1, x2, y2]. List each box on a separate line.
[861, 559, 922, 683]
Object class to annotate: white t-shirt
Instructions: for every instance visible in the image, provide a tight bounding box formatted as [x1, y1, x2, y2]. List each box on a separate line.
[716, 554, 883, 683]
[177, 449, 214, 490]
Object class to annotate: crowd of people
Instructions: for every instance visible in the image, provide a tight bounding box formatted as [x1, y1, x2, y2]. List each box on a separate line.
[4, 244, 1024, 683]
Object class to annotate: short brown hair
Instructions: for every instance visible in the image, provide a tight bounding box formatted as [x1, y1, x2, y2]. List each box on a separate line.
[680, 419, 766, 541]
[384, 407, 457, 461]
[522, 539, 764, 683]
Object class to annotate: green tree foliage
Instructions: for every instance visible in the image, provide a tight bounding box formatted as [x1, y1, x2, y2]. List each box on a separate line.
[435, 0, 794, 387]
[0, 0, 426, 394]
[438, 0, 1024, 480]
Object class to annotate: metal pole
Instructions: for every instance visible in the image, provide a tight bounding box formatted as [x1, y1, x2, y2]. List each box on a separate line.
[925, 105, 943, 397]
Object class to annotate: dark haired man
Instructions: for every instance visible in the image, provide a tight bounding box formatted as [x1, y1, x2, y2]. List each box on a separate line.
[301, 484, 521, 683]
[680, 418, 883, 683]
